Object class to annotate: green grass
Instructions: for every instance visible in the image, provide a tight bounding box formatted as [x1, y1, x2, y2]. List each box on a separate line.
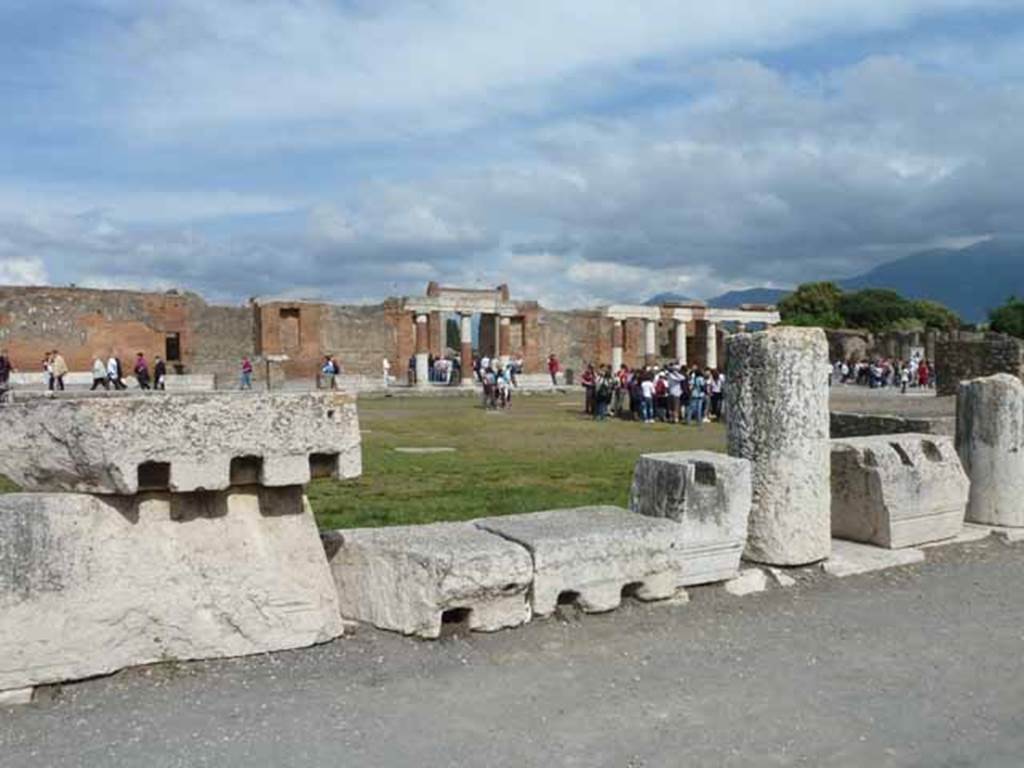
[309, 393, 725, 529]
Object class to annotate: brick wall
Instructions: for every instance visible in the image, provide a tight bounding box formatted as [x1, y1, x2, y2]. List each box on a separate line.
[935, 333, 1024, 395]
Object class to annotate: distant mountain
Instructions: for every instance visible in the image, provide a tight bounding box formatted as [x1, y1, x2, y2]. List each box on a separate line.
[649, 238, 1024, 323]
[707, 287, 789, 308]
[644, 292, 695, 306]
[838, 238, 1024, 323]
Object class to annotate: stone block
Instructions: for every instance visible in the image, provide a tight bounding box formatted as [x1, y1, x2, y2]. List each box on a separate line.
[956, 374, 1024, 527]
[0, 488, 343, 695]
[830, 434, 969, 548]
[629, 451, 752, 585]
[475, 506, 683, 617]
[323, 522, 532, 639]
[0, 391, 362, 494]
[726, 327, 831, 566]
[723, 568, 768, 596]
[822, 539, 925, 578]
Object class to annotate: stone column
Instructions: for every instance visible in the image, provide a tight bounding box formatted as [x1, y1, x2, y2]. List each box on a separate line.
[956, 373, 1024, 526]
[498, 316, 512, 365]
[611, 320, 624, 370]
[726, 326, 830, 566]
[460, 313, 474, 387]
[439, 313, 448, 355]
[414, 314, 429, 387]
[644, 319, 657, 367]
[705, 321, 718, 370]
[674, 320, 687, 365]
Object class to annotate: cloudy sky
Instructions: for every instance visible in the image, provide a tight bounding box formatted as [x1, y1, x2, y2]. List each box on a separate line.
[1, 1, 1022, 307]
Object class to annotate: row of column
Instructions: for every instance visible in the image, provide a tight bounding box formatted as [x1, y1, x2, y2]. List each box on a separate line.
[609, 319, 719, 370]
[413, 313, 512, 387]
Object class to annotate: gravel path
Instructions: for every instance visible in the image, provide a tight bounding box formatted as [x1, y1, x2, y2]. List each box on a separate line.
[2, 539, 1021, 767]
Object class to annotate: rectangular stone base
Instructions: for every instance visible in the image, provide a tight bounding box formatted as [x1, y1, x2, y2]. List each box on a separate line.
[0, 488, 342, 694]
[324, 522, 532, 639]
[475, 507, 683, 617]
[822, 539, 925, 578]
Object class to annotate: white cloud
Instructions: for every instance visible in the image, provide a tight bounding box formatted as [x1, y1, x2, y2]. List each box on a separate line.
[0, 257, 48, 285]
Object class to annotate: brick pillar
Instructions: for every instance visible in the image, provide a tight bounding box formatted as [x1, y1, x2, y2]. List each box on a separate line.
[499, 316, 512, 364]
[415, 314, 429, 386]
[460, 313, 473, 386]
[611, 320, 624, 370]
[644, 319, 657, 367]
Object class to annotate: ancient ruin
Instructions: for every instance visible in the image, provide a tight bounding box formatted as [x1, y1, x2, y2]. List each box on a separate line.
[726, 327, 832, 566]
[956, 373, 1024, 527]
[830, 434, 968, 548]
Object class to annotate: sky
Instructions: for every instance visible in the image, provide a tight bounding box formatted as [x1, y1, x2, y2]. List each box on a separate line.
[1, 1, 1023, 307]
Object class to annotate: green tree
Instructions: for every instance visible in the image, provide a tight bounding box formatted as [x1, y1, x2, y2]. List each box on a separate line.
[989, 297, 1024, 337]
[778, 282, 843, 328]
[836, 289, 914, 332]
[909, 299, 960, 331]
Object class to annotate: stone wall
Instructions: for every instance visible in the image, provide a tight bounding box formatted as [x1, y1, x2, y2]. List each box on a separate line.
[830, 411, 955, 439]
[935, 334, 1024, 396]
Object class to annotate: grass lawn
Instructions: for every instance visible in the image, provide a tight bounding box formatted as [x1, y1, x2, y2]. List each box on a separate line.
[309, 392, 725, 530]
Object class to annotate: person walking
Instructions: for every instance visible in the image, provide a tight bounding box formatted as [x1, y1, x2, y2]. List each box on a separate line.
[640, 373, 656, 423]
[134, 352, 151, 390]
[547, 354, 560, 386]
[153, 356, 167, 390]
[0, 349, 13, 401]
[107, 354, 125, 390]
[90, 355, 109, 390]
[51, 350, 68, 391]
[709, 370, 725, 420]
[240, 356, 254, 390]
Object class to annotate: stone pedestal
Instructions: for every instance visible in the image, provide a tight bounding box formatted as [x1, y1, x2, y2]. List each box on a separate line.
[629, 451, 752, 585]
[726, 327, 831, 566]
[956, 373, 1024, 526]
[831, 434, 968, 548]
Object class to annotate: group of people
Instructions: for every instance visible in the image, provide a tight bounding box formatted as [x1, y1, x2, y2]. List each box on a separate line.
[580, 362, 725, 425]
[833, 356, 935, 392]
[89, 352, 167, 391]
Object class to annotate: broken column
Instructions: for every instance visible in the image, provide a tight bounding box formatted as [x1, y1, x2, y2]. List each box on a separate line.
[0, 391, 360, 700]
[830, 434, 968, 548]
[323, 522, 533, 639]
[629, 451, 752, 585]
[415, 313, 429, 386]
[956, 373, 1024, 527]
[726, 326, 831, 566]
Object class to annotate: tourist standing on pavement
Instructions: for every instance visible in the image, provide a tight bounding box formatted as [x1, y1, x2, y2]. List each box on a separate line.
[708, 370, 725, 420]
[240, 356, 254, 389]
[134, 352, 151, 390]
[580, 364, 596, 415]
[153, 356, 167, 390]
[90, 355, 108, 390]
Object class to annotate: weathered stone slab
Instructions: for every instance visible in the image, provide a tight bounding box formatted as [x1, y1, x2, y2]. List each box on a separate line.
[831, 434, 969, 548]
[475, 507, 683, 617]
[956, 374, 1024, 527]
[822, 539, 925, 578]
[0, 488, 342, 694]
[629, 451, 751, 585]
[723, 568, 768, 596]
[323, 522, 532, 639]
[0, 392, 362, 494]
[726, 327, 831, 566]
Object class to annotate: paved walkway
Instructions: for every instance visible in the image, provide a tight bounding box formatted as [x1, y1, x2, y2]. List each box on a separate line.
[3, 539, 1022, 767]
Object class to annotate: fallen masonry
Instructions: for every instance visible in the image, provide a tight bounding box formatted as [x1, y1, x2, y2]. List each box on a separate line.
[475, 506, 685, 616]
[0, 392, 362, 494]
[629, 451, 752, 585]
[0, 488, 343, 694]
[322, 522, 532, 639]
[830, 434, 969, 548]
[956, 373, 1024, 528]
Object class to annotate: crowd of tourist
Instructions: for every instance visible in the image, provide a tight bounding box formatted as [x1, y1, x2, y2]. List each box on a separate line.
[832, 355, 936, 392]
[580, 362, 724, 425]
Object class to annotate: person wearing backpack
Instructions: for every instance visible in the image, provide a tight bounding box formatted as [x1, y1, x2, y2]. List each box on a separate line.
[685, 367, 706, 427]
[594, 366, 613, 421]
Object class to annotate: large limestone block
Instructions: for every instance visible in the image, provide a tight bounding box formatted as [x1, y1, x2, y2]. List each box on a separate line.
[726, 326, 831, 566]
[831, 434, 969, 548]
[629, 451, 752, 585]
[0, 392, 362, 494]
[956, 374, 1024, 527]
[0, 488, 342, 694]
[475, 507, 683, 617]
[323, 522, 532, 639]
